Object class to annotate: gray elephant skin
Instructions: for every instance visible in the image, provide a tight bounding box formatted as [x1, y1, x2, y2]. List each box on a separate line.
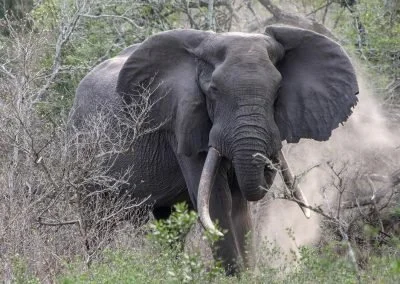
[70, 25, 358, 274]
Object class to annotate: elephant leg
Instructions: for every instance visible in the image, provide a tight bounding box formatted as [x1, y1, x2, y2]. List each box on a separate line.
[230, 181, 254, 269]
[176, 154, 206, 207]
[209, 172, 245, 275]
[177, 155, 243, 274]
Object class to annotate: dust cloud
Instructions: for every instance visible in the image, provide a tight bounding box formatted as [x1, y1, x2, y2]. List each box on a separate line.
[252, 69, 400, 262]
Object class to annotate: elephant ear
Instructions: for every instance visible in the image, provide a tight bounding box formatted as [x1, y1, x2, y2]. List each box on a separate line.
[265, 25, 359, 143]
[116, 30, 212, 156]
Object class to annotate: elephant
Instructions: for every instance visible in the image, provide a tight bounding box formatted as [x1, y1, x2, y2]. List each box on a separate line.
[70, 25, 358, 274]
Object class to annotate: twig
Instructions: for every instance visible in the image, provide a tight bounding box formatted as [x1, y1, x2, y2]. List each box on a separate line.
[38, 218, 79, 226]
[306, 0, 334, 17]
[366, 176, 385, 233]
[79, 13, 143, 29]
[208, 0, 215, 30]
[338, 225, 361, 283]
[36, 1, 86, 101]
[100, 195, 151, 222]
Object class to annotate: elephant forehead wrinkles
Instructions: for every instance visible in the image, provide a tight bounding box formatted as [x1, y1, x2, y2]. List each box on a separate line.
[226, 39, 268, 53]
[224, 51, 270, 66]
[227, 46, 270, 66]
[200, 33, 271, 63]
[216, 33, 282, 65]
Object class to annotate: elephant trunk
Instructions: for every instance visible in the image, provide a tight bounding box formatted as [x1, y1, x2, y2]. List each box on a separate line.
[233, 138, 269, 201]
[197, 147, 224, 236]
[233, 156, 267, 201]
[227, 115, 277, 201]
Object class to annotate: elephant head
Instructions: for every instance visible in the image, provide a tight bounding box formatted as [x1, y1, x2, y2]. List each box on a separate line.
[116, 26, 358, 234]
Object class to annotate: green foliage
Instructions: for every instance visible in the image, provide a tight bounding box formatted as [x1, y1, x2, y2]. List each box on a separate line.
[61, 203, 225, 284]
[56, 203, 400, 283]
[286, 240, 400, 283]
[148, 202, 224, 282]
[148, 202, 198, 251]
[363, 254, 400, 283]
[288, 246, 359, 283]
[9, 255, 40, 284]
[27, 0, 185, 123]
[59, 239, 400, 283]
[60, 249, 224, 284]
[30, 0, 58, 29]
[333, 0, 400, 98]
[356, 0, 400, 78]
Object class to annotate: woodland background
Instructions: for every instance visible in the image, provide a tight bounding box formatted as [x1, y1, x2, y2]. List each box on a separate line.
[0, 0, 399, 283]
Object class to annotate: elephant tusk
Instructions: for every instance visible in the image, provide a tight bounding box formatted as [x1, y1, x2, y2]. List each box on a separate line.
[278, 150, 311, 219]
[197, 147, 224, 237]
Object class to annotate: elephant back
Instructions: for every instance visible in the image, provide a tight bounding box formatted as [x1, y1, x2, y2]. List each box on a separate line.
[69, 44, 140, 127]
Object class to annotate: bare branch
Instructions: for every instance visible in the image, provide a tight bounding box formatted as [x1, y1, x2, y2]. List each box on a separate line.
[36, 1, 87, 101]
[79, 13, 143, 29]
[208, 0, 215, 30]
[38, 218, 80, 226]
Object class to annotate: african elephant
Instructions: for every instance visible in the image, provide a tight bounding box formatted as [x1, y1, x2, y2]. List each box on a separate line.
[70, 25, 358, 274]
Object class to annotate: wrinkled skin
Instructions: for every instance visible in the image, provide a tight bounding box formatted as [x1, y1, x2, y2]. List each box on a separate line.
[70, 25, 358, 274]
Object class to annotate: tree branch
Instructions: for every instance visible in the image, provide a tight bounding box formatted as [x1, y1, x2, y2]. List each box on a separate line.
[256, 0, 336, 39]
[79, 13, 143, 29]
[38, 217, 80, 226]
[208, 0, 214, 30]
[36, 1, 87, 102]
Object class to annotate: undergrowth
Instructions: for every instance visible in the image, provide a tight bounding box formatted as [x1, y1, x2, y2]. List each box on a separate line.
[57, 203, 400, 284]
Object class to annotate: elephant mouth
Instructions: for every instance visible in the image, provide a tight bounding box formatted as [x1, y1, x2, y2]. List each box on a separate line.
[197, 147, 311, 236]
